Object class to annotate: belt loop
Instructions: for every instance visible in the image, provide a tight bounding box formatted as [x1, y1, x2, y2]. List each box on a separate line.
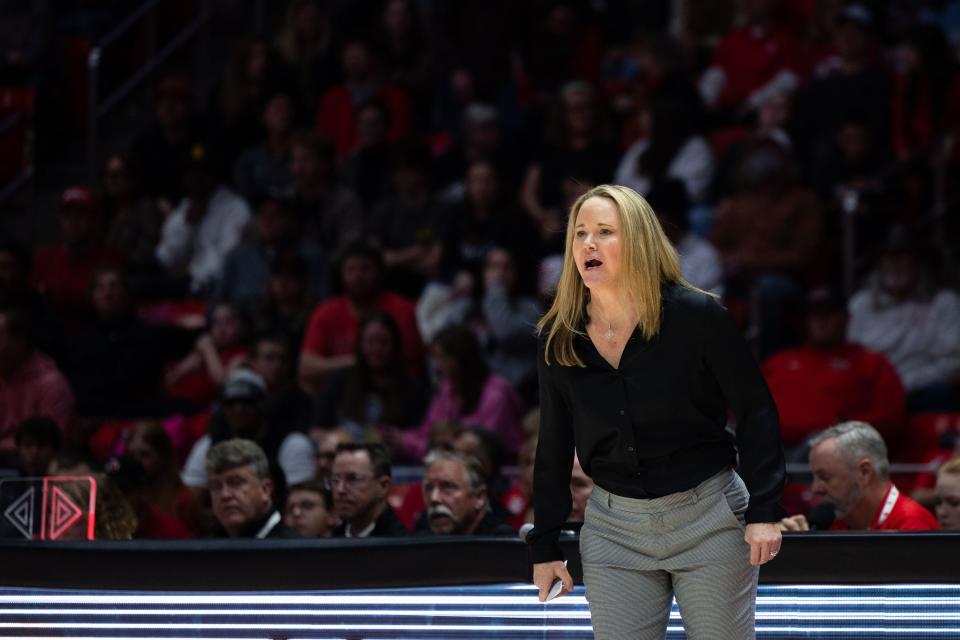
[606, 489, 612, 508]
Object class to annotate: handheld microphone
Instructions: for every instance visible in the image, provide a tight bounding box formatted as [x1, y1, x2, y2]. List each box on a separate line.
[807, 503, 836, 530]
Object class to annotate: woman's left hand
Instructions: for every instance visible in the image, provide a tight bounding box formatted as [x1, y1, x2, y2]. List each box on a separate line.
[744, 523, 782, 565]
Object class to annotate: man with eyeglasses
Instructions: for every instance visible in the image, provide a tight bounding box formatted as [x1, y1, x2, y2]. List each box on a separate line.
[332, 443, 408, 537]
[419, 450, 515, 536]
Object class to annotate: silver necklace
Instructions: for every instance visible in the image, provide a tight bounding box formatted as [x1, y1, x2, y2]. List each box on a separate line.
[605, 321, 615, 341]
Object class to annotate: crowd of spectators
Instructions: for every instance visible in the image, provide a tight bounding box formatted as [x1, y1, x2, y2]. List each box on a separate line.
[2, 0, 960, 538]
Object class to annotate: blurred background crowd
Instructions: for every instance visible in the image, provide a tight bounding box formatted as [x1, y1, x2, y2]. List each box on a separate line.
[1, 0, 959, 539]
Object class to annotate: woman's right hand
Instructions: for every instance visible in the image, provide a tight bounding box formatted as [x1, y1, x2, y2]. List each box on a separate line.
[533, 560, 574, 602]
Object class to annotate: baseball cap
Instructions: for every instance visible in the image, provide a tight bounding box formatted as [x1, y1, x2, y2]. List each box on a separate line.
[60, 186, 97, 211]
[838, 3, 873, 28]
[222, 369, 267, 402]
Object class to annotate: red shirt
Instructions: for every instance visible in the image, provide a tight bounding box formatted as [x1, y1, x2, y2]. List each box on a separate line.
[315, 84, 412, 158]
[135, 504, 193, 539]
[762, 344, 906, 446]
[712, 25, 806, 107]
[169, 346, 247, 410]
[32, 244, 125, 328]
[301, 292, 423, 375]
[831, 484, 941, 531]
[0, 352, 75, 460]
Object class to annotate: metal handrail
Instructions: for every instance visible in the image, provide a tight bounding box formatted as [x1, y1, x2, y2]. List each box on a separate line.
[96, 0, 162, 51]
[86, 0, 211, 181]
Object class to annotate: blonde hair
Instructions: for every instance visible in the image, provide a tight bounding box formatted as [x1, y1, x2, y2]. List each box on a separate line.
[537, 184, 701, 367]
[938, 457, 960, 477]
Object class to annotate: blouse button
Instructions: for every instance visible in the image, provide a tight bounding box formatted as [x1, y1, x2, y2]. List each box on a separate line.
[619, 409, 625, 415]
[627, 446, 635, 452]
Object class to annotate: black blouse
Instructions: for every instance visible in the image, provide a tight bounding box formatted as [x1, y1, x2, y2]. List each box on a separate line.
[529, 284, 786, 563]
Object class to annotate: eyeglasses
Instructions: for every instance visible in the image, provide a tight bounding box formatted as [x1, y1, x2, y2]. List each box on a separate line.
[329, 473, 373, 488]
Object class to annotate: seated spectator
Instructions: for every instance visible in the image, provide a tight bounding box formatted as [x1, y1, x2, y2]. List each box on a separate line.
[104, 454, 192, 539]
[440, 161, 540, 292]
[847, 227, 960, 411]
[451, 425, 517, 525]
[314, 313, 427, 440]
[568, 453, 594, 523]
[763, 287, 906, 455]
[0, 242, 64, 361]
[181, 369, 316, 491]
[31, 186, 125, 329]
[68, 267, 173, 418]
[432, 103, 523, 201]
[390, 325, 522, 462]
[0, 0, 50, 84]
[332, 442, 408, 537]
[126, 421, 203, 536]
[129, 74, 207, 210]
[211, 37, 296, 163]
[711, 138, 821, 357]
[0, 306, 75, 465]
[374, 0, 431, 103]
[501, 433, 537, 529]
[248, 332, 314, 434]
[166, 302, 249, 411]
[521, 82, 618, 251]
[14, 416, 60, 477]
[289, 132, 363, 263]
[272, 0, 341, 119]
[477, 247, 542, 396]
[102, 153, 163, 275]
[299, 243, 423, 392]
[933, 458, 960, 531]
[308, 426, 354, 482]
[646, 178, 723, 295]
[155, 144, 252, 295]
[367, 143, 444, 298]
[796, 3, 889, 171]
[810, 114, 900, 258]
[614, 96, 714, 204]
[232, 92, 296, 201]
[698, 0, 804, 119]
[251, 251, 316, 361]
[284, 480, 338, 537]
[889, 24, 960, 162]
[711, 90, 796, 202]
[340, 99, 394, 210]
[419, 450, 515, 536]
[213, 192, 329, 314]
[207, 438, 299, 538]
[779, 421, 939, 531]
[89, 472, 139, 540]
[314, 38, 412, 158]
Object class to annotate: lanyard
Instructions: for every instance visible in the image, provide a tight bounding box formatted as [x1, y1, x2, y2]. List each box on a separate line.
[876, 484, 899, 528]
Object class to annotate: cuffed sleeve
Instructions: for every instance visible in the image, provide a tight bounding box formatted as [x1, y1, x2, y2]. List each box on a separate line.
[701, 296, 786, 524]
[528, 337, 576, 563]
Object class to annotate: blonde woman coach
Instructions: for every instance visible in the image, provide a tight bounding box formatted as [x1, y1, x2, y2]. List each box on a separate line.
[528, 184, 785, 639]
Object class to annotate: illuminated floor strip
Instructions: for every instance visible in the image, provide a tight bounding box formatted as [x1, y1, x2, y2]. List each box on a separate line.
[1, 584, 959, 639]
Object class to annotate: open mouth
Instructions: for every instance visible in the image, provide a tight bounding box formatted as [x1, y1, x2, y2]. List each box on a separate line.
[584, 258, 603, 270]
